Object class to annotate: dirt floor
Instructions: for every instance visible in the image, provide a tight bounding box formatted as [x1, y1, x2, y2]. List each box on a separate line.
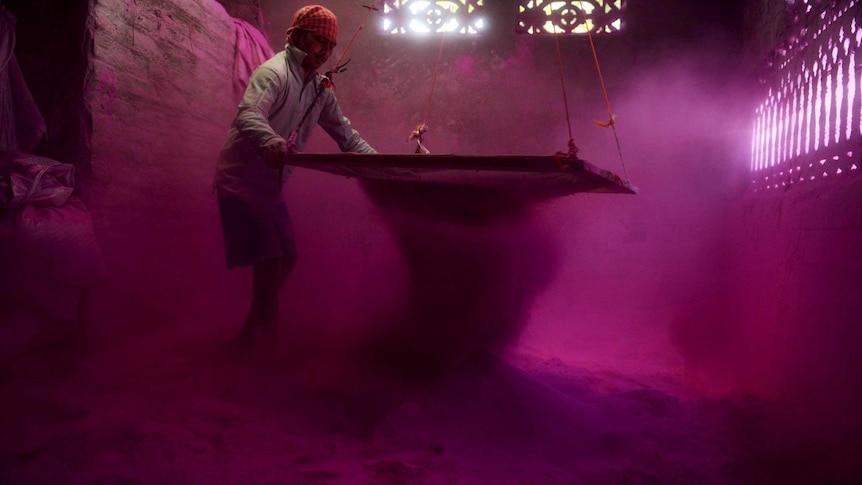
[0, 325, 857, 485]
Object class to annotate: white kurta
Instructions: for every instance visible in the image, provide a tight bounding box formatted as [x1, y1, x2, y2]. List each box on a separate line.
[214, 44, 375, 204]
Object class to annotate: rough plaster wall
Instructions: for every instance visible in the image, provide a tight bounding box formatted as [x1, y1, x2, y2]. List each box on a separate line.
[715, 0, 862, 436]
[213, 0, 263, 30]
[84, 0, 240, 339]
[741, 0, 786, 62]
[723, 180, 862, 438]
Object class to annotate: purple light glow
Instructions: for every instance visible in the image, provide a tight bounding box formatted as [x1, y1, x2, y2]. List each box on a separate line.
[750, 0, 861, 188]
[847, 50, 855, 139]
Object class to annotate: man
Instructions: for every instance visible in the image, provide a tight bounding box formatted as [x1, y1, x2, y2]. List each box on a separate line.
[214, 5, 376, 345]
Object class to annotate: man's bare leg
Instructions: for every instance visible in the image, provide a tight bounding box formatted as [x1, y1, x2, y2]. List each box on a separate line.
[236, 256, 295, 344]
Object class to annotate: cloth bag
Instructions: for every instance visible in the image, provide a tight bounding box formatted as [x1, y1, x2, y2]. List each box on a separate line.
[0, 152, 106, 288]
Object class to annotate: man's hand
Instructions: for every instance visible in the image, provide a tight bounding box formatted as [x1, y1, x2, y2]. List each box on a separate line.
[262, 138, 291, 168]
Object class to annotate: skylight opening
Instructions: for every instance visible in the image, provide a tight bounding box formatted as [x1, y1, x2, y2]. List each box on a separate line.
[380, 0, 486, 35]
[517, 0, 625, 35]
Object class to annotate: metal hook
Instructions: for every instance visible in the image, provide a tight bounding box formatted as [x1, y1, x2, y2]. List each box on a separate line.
[325, 58, 351, 80]
[335, 58, 351, 73]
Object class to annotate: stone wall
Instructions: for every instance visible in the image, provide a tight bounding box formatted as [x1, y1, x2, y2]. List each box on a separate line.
[690, 0, 862, 437]
[725, 178, 862, 427]
[83, 0, 242, 337]
[213, 0, 263, 30]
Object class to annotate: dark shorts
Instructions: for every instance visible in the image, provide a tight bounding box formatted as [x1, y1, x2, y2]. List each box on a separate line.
[217, 192, 297, 268]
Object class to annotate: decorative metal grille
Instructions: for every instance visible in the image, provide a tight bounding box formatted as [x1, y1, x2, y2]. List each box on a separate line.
[516, 0, 624, 35]
[380, 0, 485, 34]
[750, 0, 862, 191]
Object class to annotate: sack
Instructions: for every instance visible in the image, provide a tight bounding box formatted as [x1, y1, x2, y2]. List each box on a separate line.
[0, 152, 74, 208]
[9, 196, 107, 288]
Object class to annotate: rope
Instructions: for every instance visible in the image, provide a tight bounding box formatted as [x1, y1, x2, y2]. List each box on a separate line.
[331, 2, 380, 75]
[408, 31, 446, 153]
[577, 1, 628, 181]
[424, 32, 446, 127]
[551, 9, 575, 153]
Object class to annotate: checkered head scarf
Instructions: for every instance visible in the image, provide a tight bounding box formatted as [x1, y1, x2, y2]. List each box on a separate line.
[286, 5, 338, 45]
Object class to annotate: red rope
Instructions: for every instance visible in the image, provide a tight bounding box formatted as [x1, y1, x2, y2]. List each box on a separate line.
[331, 2, 379, 73]
[423, 33, 446, 127]
[552, 9, 575, 147]
[577, 1, 628, 180]
[578, 5, 614, 127]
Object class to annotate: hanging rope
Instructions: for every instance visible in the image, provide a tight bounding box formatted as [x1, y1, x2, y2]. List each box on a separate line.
[408, 31, 446, 154]
[424, 32, 446, 128]
[331, 2, 380, 77]
[577, 1, 628, 181]
[551, 8, 578, 163]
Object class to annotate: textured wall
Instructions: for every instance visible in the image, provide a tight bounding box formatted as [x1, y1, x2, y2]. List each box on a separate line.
[732, 0, 862, 434]
[213, 0, 263, 29]
[84, 0, 240, 338]
[668, 0, 862, 449]
[720, 179, 862, 439]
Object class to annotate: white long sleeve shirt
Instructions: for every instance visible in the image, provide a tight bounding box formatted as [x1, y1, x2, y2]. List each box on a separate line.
[214, 44, 375, 203]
